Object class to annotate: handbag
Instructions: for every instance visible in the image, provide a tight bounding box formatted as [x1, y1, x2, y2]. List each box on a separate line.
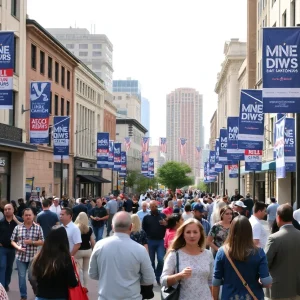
[224, 247, 258, 300]
[68, 256, 89, 300]
[161, 251, 181, 300]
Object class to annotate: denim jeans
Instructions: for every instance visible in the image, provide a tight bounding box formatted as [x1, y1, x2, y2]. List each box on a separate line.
[0, 247, 15, 289]
[148, 239, 165, 283]
[106, 214, 114, 237]
[93, 226, 105, 242]
[16, 259, 31, 298]
[35, 298, 67, 300]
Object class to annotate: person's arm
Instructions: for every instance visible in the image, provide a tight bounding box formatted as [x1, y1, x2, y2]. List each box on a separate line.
[71, 227, 82, 256]
[139, 248, 155, 285]
[67, 257, 78, 288]
[71, 243, 81, 256]
[206, 236, 219, 252]
[13, 215, 23, 225]
[142, 216, 148, 233]
[11, 226, 26, 252]
[100, 209, 109, 221]
[257, 248, 272, 288]
[88, 247, 100, 280]
[212, 248, 225, 300]
[265, 235, 277, 270]
[252, 223, 261, 247]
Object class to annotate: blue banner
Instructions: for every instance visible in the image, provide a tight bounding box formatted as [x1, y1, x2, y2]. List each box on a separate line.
[227, 116, 245, 161]
[245, 150, 263, 171]
[107, 140, 114, 169]
[119, 151, 127, 178]
[0, 32, 14, 110]
[148, 158, 154, 178]
[29, 82, 51, 144]
[219, 128, 227, 163]
[53, 116, 70, 159]
[113, 143, 121, 171]
[97, 132, 109, 169]
[275, 117, 286, 178]
[238, 90, 264, 150]
[209, 151, 217, 175]
[284, 118, 296, 172]
[215, 139, 223, 173]
[263, 28, 300, 113]
[228, 164, 238, 178]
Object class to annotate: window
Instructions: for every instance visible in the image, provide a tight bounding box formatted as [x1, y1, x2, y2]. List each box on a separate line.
[290, 0, 296, 26]
[54, 94, 58, 115]
[66, 100, 70, 115]
[40, 51, 45, 74]
[66, 44, 74, 49]
[79, 44, 88, 49]
[282, 10, 287, 27]
[11, 0, 19, 18]
[61, 98, 64, 115]
[31, 44, 36, 69]
[48, 56, 52, 79]
[67, 70, 70, 90]
[49, 91, 52, 115]
[79, 52, 88, 57]
[61, 66, 65, 87]
[93, 44, 102, 49]
[92, 51, 101, 57]
[55, 62, 59, 83]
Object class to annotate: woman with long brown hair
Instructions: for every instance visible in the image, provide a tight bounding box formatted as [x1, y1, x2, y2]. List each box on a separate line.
[161, 218, 214, 300]
[212, 215, 272, 300]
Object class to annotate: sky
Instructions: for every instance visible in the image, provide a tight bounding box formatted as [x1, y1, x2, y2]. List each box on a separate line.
[27, 0, 247, 146]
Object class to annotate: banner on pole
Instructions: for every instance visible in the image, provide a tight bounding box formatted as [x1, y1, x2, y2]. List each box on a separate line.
[228, 164, 239, 178]
[215, 139, 223, 173]
[97, 132, 109, 169]
[29, 82, 51, 144]
[148, 158, 154, 178]
[119, 151, 127, 178]
[284, 118, 296, 172]
[113, 143, 121, 171]
[275, 117, 286, 178]
[0, 32, 14, 110]
[219, 129, 228, 163]
[53, 116, 70, 159]
[245, 149, 262, 171]
[227, 116, 245, 161]
[107, 140, 114, 169]
[238, 90, 264, 150]
[141, 154, 148, 176]
[263, 27, 300, 112]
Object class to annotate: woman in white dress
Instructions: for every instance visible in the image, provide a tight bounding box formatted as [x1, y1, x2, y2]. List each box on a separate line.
[161, 218, 214, 300]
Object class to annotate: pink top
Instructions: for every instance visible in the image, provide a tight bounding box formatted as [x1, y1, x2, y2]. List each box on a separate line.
[162, 207, 173, 216]
[164, 228, 176, 249]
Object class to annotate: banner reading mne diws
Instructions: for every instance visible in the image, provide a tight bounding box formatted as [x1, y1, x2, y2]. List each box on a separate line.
[275, 117, 286, 178]
[227, 117, 244, 161]
[53, 116, 70, 160]
[30, 82, 51, 144]
[238, 90, 264, 150]
[263, 27, 300, 113]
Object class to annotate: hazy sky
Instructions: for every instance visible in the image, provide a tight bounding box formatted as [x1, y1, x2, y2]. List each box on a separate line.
[27, 0, 247, 146]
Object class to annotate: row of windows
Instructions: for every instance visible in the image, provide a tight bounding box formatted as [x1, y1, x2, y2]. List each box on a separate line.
[78, 51, 102, 57]
[31, 44, 71, 90]
[66, 43, 102, 50]
[76, 78, 102, 105]
[49, 92, 70, 116]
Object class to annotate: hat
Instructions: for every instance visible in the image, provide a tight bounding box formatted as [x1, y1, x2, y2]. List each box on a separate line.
[193, 204, 205, 213]
[234, 200, 247, 208]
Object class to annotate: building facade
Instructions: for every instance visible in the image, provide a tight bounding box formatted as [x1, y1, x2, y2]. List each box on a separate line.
[209, 110, 217, 151]
[113, 79, 141, 100]
[166, 88, 204, 177]
[0, 0, 38, 201]
[25, 19, 78, 198]
[141, 97, 150, 137]
[112, 92, 141, 121]
[46, 28, 113, 92]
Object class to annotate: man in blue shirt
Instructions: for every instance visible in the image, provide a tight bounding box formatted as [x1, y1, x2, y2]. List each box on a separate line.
[193, 203, 211, 236]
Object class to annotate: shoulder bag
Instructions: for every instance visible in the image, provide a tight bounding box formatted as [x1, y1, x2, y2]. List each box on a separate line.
[68, 256, 89, 300]
[161, 251, 181, 300]
[224, 247, 258, 300]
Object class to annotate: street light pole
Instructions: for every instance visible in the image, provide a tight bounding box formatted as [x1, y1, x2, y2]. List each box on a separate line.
[60, 155, 63, 198]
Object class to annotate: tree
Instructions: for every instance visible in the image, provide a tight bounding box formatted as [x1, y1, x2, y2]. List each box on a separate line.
[157, 161, 193, 191]
[126, 170, 139, 188]
[197, 181, 209, 192]
[125, 170, 158, 194]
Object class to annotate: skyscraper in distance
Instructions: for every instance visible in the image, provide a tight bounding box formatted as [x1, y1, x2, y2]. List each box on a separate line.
[141, 97, 150, 137]
[166, 88, 204, 176]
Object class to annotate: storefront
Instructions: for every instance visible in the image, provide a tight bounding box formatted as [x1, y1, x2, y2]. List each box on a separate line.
[74, 157, 111, 198]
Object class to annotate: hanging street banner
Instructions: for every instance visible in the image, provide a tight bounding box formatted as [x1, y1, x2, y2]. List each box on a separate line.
[228, 164, 238, 178]
[245, 149, 263, 171]
[141, 137, 150, 152]
[141, 154, 148, 176]
[227, 116, 245, 161]
[219, 128, 228, 163]
[262, 27, 300, 113]
[215, 139, 223, 173]
[238, 90, 264, 150]
[97, 132, 109, 169]
[209, 150, 217, 175]
[53, 116, 70, 160]
[113, 143, 121, 171]
[204, 161, 217, 183]
[275, 117, 286, 178]
[107, 140, 114, 169]
[148, 158, 154, 178]
[159, 137, 167, 153]
[0, 32, 14, 109]
[29, 82, 51, 144]
[284, 118, 296, 172]
[119, 151, 127, 178]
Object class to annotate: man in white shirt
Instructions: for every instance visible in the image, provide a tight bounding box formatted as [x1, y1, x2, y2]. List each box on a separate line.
[89, 211, 155, 300]
[49, 197, 61, 219]
[249, 201, 268, 249]
[60, 207, 81, 256]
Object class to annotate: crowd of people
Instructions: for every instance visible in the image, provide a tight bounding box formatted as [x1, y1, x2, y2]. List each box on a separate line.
[0, 189, 299, 300]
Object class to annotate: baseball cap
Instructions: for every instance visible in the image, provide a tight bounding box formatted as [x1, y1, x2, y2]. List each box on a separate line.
[234, 200, 247, 208]
[193, 204, 205, 213]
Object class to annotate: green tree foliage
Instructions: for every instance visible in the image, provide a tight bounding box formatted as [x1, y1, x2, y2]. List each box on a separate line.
[126, 170, 158, 193]
[197, 181, 209, 192]
[157, 161, 193, 191]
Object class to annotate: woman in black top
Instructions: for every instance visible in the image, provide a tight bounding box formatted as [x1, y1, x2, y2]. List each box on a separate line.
[31, 226, 78, 300]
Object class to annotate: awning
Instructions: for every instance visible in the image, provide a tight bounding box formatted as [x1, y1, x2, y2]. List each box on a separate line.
[77, 175, 111, 183]
[0, 138, 38, 152]
[91, 175, 111, 183]
[240, 161, 276, 174]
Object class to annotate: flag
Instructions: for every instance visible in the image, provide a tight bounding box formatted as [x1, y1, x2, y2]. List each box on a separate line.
[142, 137, 150, 152]
[179, 138, 187, 156]
[159, 137, 167, 153]
[142, 151, 150, 163]
[124, 137, 131, 151]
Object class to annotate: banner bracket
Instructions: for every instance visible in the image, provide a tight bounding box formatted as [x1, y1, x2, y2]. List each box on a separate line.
[21, 104, 30, 114]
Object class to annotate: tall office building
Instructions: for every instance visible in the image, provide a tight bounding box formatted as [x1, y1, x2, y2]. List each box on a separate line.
[141, 97, 150, 137]
[113, 79, 141, 100]
[46, 28, 113, 91]
[166, 88, 204, 176]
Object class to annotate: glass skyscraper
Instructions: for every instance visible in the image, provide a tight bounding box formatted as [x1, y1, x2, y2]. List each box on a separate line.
[113, 79, 141, 100]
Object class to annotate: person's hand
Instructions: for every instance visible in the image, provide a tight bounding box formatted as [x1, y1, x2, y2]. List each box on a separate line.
[95, 217, 100, 221]
[159, 219, 167, 226]
[24, 239, 32, 245]
[18, 245, 26, 252]
[178, 267, 192, 280]
[12, 214, 18, 222]
[259, 278, 272, 288]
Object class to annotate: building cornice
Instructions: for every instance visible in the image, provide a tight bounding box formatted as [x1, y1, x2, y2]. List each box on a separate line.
[116, 118, 148, 134]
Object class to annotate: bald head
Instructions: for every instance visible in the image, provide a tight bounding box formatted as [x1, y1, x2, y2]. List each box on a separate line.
[112, 211, 132, 233]
[149, 200, 158, 214]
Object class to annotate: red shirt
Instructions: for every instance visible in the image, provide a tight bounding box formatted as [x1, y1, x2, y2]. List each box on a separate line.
[164, 228, 176, 249]
[162, 207, 173, 216]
